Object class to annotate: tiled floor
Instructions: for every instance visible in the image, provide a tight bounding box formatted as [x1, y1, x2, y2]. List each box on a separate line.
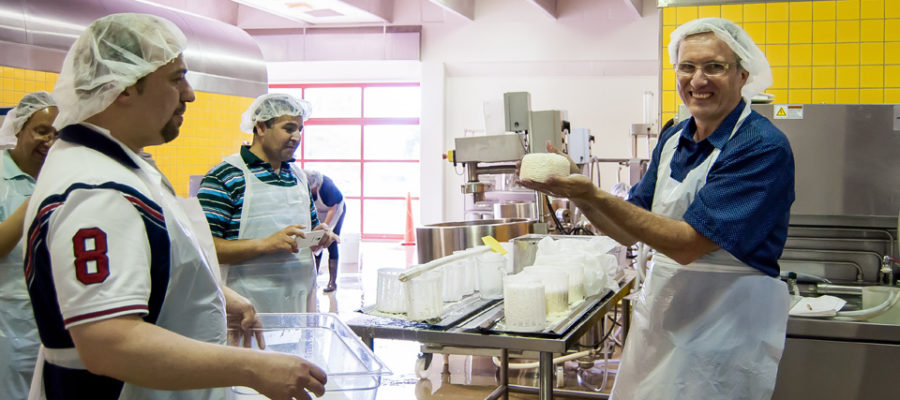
[312, 240, 620, 399]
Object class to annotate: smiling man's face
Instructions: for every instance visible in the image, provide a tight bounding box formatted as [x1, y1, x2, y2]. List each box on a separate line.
[676, 32, 749, 131]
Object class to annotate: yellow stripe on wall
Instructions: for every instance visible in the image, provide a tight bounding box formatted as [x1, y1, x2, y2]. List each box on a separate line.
[0, 65, 254, 197]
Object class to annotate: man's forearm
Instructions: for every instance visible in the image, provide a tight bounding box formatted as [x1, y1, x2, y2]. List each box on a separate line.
[69, 315, 263, 391]
[0, 199, 27, 257]
[575, 187, 718, 264]
[213, 236, 265, 265]
[571, 191, 639, 246]
[323, 201, 344, 227]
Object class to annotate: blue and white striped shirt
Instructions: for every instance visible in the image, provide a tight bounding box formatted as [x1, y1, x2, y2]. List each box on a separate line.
[198, 146, 319, 239]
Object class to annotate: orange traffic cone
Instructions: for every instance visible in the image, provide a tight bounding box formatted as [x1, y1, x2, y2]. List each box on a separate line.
[402, 192, 416, 246]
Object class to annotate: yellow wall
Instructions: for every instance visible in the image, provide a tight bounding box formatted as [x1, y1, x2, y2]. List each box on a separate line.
[661, 0, 900, 123]
[0, 65, 253, 197]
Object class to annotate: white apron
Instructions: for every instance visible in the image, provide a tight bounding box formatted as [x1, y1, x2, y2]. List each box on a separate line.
[313, 192, 343, 227]
[222, 154, 316, 313]
[0, 159, 36, 400]
[29, 151, 227, 400]
[611, 104, 790, 400]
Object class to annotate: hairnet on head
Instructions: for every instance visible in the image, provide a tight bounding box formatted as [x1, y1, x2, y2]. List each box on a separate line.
[0, 91, 57, 147]
[241, 93, 313, 134]
[305, 169, 323, 189]
[52, 13, 187, 129]
[668, 17, 772, 100]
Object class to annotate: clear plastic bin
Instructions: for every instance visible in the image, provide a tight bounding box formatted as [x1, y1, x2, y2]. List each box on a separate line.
[229, 313, 391, 396]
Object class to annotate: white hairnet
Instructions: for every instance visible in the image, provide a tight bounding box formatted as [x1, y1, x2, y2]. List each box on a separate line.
[240, 93, 312, 134]
[305, 169, 323, 189]
[668, 17, 772, 100]
[0, 91, 57, 147]
[52, 13, 187, 129]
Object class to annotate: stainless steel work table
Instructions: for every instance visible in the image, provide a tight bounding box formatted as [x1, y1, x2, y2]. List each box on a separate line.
[347, 275, 635, 400]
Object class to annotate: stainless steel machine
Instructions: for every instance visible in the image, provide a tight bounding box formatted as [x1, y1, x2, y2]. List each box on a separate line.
[447, 92, 570, 226]
[740, 104, 900, 399]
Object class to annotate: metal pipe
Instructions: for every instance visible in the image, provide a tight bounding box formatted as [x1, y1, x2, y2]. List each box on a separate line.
[882, 256, 898, 285]
[485, 385, 507, 400]
[539, 352, 553, 400]
[815, 284, 864, 296]
[535, 192, 546, 224]
[592, 157, 633, 164]
[780, 257, 866, 282]
[501, 348, 509, 400]
[465, 162, 479, 182]
[508, 384, 611, 399]
[474, 164, 518, 176]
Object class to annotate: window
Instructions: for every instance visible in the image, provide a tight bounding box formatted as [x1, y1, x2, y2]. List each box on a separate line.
[269, 83, 421, 239]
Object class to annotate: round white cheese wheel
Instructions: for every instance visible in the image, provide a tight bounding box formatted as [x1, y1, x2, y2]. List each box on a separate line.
[520, 153, 571, 182]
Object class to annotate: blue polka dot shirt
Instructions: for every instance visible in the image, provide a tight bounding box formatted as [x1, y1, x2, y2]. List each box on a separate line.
[628, 101, 795, 276]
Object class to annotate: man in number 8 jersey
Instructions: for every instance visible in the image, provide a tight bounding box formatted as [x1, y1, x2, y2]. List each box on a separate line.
[24, 13, 327, 400]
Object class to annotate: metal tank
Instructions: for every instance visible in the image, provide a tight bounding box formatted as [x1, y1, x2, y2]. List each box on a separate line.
[415, 219, 534, 264]
[0, 0, 267, 98]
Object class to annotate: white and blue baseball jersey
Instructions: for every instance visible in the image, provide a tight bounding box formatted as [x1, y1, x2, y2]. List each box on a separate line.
[24, 123, 227, 400]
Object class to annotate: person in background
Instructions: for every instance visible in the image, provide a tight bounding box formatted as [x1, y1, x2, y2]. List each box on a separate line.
[198, 93, 336, 313]
[24, 13, 326, 399]
[519, 17, 794, 399]
[0, 91, 57, 400]
[304, 169, 345, 293]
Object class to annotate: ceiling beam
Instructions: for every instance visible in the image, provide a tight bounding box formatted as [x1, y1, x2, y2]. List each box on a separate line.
[525, 0, 557, 19]
[621, 0, 643, 17]
[427, 0, 474, 21]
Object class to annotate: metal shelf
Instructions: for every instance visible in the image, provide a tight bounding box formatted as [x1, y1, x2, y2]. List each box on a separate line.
[347, 275, 636, 400]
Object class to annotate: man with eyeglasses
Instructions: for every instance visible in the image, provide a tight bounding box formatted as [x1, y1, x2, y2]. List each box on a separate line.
[0, 91, 57, 400]
[519, 18, 794, 399]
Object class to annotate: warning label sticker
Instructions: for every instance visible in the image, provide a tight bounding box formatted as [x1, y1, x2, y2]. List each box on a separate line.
[773, 104, 803, 120]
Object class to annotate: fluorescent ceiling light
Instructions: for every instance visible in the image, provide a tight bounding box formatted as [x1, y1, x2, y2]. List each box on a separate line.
[231, 0, 387, 25]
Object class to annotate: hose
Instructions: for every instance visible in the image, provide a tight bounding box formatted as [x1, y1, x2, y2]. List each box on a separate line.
[492, 308, 624, 370]
[833, 289, 899, 321]
[545, 195, 567, 234]
[577, 347, 619, 392]
[491, 348, 596, 370]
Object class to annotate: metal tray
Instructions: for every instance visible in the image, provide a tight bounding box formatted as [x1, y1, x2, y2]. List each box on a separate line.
[358, 294, 501, 329]
[462, 289, 612, 337]
[230, 313, 391, 395]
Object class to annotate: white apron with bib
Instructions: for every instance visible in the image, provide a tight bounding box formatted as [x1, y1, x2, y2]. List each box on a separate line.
[29, 151, 227, 400]
[0, 156, 36, 400]
[611, 104, 790, 400]
[313, 193, 344, 228]
[222, 154, 316, 313]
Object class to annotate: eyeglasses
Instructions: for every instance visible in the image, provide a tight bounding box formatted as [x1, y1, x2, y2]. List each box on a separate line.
[675, 61, 736, 78]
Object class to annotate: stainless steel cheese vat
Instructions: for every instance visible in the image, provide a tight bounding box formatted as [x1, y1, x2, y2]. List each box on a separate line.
[493, 201, 536, 220]
[416, 218, 534, 263]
